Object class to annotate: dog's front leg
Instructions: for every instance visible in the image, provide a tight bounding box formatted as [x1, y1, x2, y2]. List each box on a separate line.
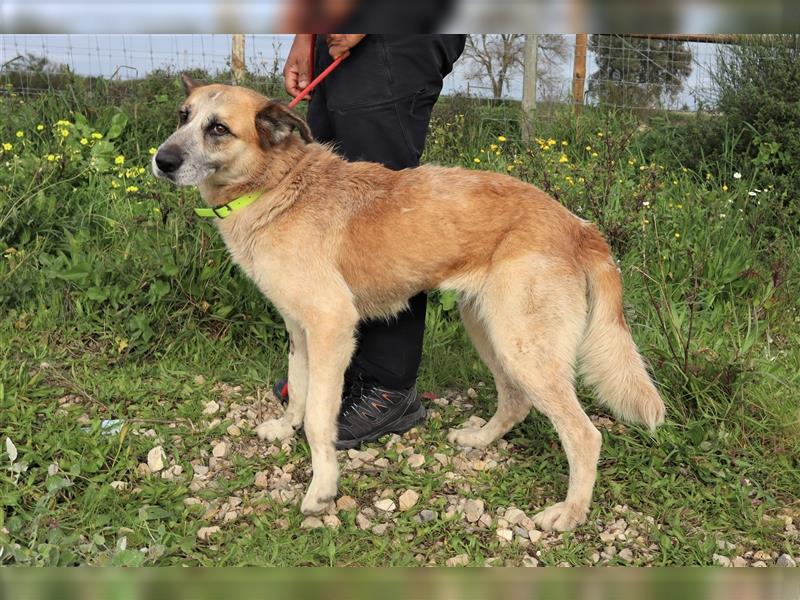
[256, 318, 307, 442]
[299, 311, 357, 515]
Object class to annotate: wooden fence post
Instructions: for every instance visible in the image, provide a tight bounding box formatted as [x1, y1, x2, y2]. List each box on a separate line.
[231, 34, 246, 84]
[521, 34, 538, 142]
[572, 34, 587, 112]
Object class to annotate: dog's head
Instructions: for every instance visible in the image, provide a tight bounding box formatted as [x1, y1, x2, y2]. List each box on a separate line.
[152, 74, 312, 187]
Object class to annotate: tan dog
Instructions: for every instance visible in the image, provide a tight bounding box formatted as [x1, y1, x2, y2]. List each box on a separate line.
[152, 75, 665, 532]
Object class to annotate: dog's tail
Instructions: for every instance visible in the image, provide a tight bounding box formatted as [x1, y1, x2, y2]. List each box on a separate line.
[577, 225, 665, 429]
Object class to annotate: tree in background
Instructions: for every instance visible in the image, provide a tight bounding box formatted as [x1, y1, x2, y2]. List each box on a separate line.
[712, 35, 800, 204]
[587, 35, 692, 109]
[462, 34, 568, 100]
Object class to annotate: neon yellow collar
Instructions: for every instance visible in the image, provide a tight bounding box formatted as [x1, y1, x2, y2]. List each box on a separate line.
[194, 191, 262, 219]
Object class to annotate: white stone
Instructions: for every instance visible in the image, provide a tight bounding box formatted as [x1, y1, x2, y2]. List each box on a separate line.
[464, 499, 485, 523]
[336, 496, 357, 512]
[196, 526, 220, 541]
[212, 442, 228, 458]
[446, 554, 469, 567]
[522, 555, 539, 567]
[202, 400, 220, 415]
[356, 513, 372, 530]
[147, 446, 165, 473]
[374, 498, 396, 512]
[300, 516, 324, 529]
[398, 489, 420, 512]
[528, 529, 543, 543]
[504, 508, 526, 525]
[777, 554, 796, 567]
[496, 528, 514, 543]
[713, 554, 732, 567]
[323, 515, 341, 529]
[406, 454, 425, 468]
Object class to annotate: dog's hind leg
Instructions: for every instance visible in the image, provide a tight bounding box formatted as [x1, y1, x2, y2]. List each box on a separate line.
[256, 317, 307, 442]
[298, 302, 359, 515]
[478, 257, 601, 532]
[447, 299, 531, 449]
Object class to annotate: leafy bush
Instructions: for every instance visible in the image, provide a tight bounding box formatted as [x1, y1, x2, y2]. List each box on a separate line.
[636, 35, 800, 222]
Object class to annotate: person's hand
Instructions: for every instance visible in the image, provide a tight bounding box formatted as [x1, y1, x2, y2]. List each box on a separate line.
[284, 34, 313, 98]
[326, 34, 365, 60]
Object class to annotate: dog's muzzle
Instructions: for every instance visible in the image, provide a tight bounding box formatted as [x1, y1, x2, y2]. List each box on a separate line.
[154, 146, 184, 175]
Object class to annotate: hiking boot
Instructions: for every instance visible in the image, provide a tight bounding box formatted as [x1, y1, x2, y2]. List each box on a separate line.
[272, 373, 426, 450]
[336, 374, 426, 450]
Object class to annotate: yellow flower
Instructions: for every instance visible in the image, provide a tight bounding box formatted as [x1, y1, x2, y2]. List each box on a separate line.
[676, 204, 683, 209]
[490, 144, 498, 151]
[59, 129, 69, 138]
[674, 232, 681, 239]
[126, 185, 139, 193]
[46, 154, 56, 161]
[722, 185, 728, 192]
[148, 147, 157, 155]
[115, 155, 125, 165]
[547, 138, 556, 146]
[473, 158, 481, 164]
[497, 135, 506, 142]
[591, 152, 598, 158]
[628, 159, 635, 166]
[116, 337, 129, 353]
[559, 154, 569, 163]
[2, 143, 11, 151]
[597, 132, 604, 137]
[561, 140, 568, 146]
[585, 145, 592, 152]
[36, 124, 44, 131]
[137, 167, 146, 175]
[91, 132, 103, 139]
[705, 173, 712, 180]
[80, 138, 89, 145]
[15, 131, 24, 138]
[111, 180, 120, 189]
[506, 165, 514, 172]
[55, 119, 71, 127]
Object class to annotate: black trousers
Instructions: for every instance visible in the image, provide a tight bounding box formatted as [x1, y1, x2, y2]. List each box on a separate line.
[307, 35, 465, 389]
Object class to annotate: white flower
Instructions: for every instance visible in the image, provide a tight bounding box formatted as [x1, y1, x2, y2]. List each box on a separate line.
[733, 172, 742, 179]
[719, 213, 726, 218]
[642, 201, 650, 207]
[748, 191, 757, 196]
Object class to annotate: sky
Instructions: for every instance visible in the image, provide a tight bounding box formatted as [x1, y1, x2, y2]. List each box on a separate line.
[1, 34, 718, 109]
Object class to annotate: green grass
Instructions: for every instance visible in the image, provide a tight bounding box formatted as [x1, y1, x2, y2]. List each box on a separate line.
[0, 74, 798, 566]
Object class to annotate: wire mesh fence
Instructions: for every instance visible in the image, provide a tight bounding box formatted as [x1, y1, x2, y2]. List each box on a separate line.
[2, 34, 796, 114]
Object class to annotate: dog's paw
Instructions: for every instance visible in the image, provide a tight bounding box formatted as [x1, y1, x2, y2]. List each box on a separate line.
[446, 426, 490, 449]
[255, 418, 295, 442]
[300, 481, 337, 515]
[531, 501, 587, 532]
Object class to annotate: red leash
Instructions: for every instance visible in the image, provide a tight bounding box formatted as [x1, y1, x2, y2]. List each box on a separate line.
[287, 34, 346, 109]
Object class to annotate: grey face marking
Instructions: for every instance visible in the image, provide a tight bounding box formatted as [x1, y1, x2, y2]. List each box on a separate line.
[151, 101, 225, 186]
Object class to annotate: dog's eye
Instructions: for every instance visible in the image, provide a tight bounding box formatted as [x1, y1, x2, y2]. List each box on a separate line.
[179, 109, 189, 124]
[210, 123, 229, 136]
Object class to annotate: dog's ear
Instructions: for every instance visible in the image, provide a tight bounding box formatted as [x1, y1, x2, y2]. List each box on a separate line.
[181, 73, 203, 96]
[255, 101, 313, 147]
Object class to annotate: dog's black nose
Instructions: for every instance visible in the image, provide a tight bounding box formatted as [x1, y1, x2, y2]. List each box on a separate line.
[155, 147, 184, 174]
